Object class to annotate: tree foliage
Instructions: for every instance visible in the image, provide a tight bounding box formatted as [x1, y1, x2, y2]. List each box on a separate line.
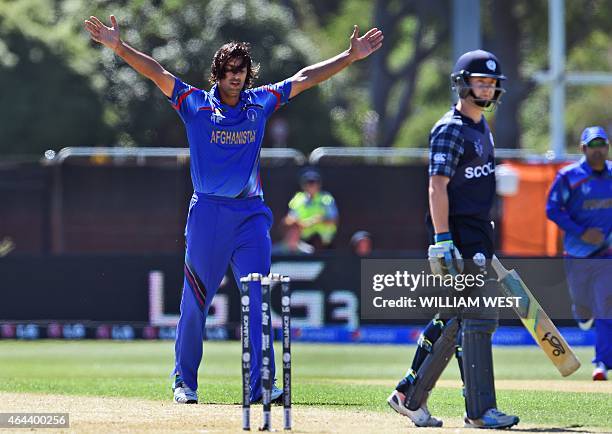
[0, 0, 331, 156]
[1, 0, 612, 156]
[369, 0, 449, 147]
[312, 0, 450, 148]
[483, 0, 612, 150]
[0, 0, 113, 155]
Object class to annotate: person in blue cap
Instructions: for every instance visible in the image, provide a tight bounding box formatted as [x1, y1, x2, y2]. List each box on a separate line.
[547, 126, 612, 381]
[285, 169, 339, 250]
[388, 49, 519, 429]
[84, 14, 383, 404]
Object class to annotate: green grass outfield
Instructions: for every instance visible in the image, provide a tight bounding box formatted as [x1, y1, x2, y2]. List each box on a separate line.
[0, 341, 609, 428]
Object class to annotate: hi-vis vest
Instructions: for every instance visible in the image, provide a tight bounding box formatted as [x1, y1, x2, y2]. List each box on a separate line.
[288, 191, 337, 244]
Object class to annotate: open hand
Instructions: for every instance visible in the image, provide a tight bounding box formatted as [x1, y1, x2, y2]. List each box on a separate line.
[84, 15, 121, 50]
[348, 25, 384, 61]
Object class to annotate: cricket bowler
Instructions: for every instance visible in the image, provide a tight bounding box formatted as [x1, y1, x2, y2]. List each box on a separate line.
[546, 126, 612, 381]
[387, 50, 519, 429]
[84, 15, 383, 404]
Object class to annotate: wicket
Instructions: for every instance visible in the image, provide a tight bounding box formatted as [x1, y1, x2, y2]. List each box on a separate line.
[240, 273, 292, 431]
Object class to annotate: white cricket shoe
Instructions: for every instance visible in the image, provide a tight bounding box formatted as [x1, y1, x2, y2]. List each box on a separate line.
[593, 362, 608, 381]
[387, 390, 443, 427]
[578, 317, 594, 331]
[464, 408, 519, 429]
[251, 384, 283, 404]
[173, 377, 198, 404]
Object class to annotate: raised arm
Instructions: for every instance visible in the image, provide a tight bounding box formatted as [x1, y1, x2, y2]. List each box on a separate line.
[84, 15, 175, 97]
[288, 25, 383, 99]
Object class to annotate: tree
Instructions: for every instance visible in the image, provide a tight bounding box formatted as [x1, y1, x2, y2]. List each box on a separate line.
[312, 0, 450, 148]
[484, 0, 612, 150]
[0, 0, 333, 156]
[369, 0, 449, 147]
[485, 1, 537, 149]
[0, 0, 113, 156]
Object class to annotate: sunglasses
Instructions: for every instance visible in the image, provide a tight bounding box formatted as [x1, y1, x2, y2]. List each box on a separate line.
[585, 138, 609, 148]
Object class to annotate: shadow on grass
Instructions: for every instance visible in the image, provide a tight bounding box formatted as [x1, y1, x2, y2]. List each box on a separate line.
[511, 425, 594, 433]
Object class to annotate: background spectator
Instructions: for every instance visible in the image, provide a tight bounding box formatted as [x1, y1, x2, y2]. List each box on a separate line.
[350, 231, 372, 256]
[284, 168, 338, 250]
[272, 222, 315, 255]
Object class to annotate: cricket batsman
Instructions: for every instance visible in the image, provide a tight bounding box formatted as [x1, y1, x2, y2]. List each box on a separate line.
[546, 126, 612, 381]
[84, 15, 382, 404]
[387, 50, 519, 429]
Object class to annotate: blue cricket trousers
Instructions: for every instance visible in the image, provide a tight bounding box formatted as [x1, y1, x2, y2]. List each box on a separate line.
[173, 192, 275, 401]
[565, 255, 612, 368]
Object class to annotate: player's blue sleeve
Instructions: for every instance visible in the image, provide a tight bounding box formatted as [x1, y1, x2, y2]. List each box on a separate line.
[168, 77, 200, 123]
[252, 80, 292, 118]
[546, 173, 585, 236]
[322, 194, 338, 220]
[429, 122, 464, 178]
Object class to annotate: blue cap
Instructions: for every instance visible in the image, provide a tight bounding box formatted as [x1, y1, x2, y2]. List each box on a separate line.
[300, 168, 321, 184]
[580, 126, 608, 145]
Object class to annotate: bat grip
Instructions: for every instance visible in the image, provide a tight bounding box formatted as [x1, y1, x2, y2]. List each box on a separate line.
[491, 255, 509, 278]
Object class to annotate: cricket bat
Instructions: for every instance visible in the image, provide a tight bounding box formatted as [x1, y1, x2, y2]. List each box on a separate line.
[491, 255, 581, 377]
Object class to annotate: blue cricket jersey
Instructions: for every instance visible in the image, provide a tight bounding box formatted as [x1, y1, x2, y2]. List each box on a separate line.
[546, 158, 612, 257]
[429, 108, 496, 219]
[169, 77, 292, 198]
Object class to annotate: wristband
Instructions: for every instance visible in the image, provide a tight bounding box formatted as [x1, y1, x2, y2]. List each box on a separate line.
[434, 232, 452, 243]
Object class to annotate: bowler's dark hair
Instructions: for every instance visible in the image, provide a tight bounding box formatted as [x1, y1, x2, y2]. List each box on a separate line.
[209, 41, 259, 88]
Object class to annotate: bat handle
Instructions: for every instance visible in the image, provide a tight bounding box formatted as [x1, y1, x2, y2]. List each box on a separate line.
[491, 255, 509, 278]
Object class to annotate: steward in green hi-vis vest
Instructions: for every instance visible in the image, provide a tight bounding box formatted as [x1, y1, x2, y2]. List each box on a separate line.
[287, 190, 338, 246]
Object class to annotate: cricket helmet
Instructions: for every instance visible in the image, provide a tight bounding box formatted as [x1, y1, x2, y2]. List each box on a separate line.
[450, 50, 506, 109]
